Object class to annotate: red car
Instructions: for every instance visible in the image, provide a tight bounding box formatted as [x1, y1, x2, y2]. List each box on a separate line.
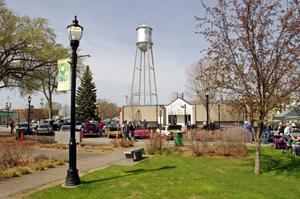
[134, 128, 150, 139]
[82, 123, 99, 137]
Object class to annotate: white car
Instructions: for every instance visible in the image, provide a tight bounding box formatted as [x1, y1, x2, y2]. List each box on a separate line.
[157, 125, 182, 137]
[36, 123, 52, 135]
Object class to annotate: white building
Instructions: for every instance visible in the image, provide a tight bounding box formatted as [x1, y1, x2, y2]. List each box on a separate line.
[120, 97, 243, 127]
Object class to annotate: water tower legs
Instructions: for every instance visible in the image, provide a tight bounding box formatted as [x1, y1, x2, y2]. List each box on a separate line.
[130, 46, 158, 105]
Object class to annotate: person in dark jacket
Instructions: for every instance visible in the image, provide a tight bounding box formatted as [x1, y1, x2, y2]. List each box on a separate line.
[9, 120, 15, 135]
[129, 122, 136, 141]
[122, 121, 129, 140]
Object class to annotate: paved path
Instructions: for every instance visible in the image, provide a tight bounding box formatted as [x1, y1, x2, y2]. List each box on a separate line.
[0, 141, 145, 199]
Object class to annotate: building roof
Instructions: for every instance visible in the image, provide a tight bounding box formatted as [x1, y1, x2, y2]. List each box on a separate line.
[166, 97, 193, 107]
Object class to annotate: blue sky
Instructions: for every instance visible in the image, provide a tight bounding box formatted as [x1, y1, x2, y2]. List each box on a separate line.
[2, 0, 207, 109]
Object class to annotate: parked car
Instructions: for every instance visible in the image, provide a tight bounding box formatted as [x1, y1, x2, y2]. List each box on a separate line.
[36, 123, 52, 135]
[59, 122, 82, 132]
[134, 128, 150, 139]
[82, 123, 99, 137]
[201, 123, 219, 130]
[60, 122, 71, 131]
[17, 123, 33, 135]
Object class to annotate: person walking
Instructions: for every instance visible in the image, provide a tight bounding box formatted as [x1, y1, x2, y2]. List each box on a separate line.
[98, 119, 104, 137]
[9, 120, 15, 135]
[284, 122, 293, 148]
[129, 122, 136, 141]
[122, 121, 129, 140]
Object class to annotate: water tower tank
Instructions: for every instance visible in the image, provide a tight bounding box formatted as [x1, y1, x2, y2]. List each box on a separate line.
[136, 24, 152, 52]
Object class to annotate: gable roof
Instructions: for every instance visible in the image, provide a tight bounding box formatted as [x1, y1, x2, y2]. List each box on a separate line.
[166, 97, 193, 107]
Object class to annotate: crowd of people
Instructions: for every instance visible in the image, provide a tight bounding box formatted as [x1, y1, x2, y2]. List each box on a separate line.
[242, 121, 300, 146]
[277, 122, 300, 145]
[121, 120, 148, 141]
[121, 121, 136, 141]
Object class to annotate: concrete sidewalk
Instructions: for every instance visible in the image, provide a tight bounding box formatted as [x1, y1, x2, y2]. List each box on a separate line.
[0, 144, 145, 199]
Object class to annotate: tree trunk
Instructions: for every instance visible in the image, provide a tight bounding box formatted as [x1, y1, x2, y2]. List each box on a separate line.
[254, 139, 261, 175]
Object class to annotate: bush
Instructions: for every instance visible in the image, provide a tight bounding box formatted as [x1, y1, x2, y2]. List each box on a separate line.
[34, 154, 49, 162]
[0, 141, 34, 168]
[189, 141, 208, 156]
[110, 139, 119, 148]
[19, 168, 31, 175]
[145, 134, 166, 154]
[118, 140, 135, 148]
[188, 129, 247, 157]
[188, 132, 210, 156]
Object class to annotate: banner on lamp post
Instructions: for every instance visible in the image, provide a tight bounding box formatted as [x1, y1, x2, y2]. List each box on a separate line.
[57, 58, 71, 91]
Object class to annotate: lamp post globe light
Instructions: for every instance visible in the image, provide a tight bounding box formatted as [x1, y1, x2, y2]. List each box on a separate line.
[6, 102, 11, 128]
[27, 96, 31, 135]
[65, 16, 83, 187]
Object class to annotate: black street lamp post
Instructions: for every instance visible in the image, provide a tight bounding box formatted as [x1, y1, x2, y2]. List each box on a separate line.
[65, 16, 83, 187]
[6, 102, 11, 128]
[27, 96, 31, 135]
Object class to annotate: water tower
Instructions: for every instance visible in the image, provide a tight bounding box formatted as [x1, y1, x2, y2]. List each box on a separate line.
[130, 24, 158, 105]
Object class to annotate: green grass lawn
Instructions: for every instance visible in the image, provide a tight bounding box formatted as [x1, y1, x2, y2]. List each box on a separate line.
[29, 147, 300, 199]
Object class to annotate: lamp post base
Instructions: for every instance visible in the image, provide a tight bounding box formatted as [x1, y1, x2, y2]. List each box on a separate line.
[65, 168, 80, 186]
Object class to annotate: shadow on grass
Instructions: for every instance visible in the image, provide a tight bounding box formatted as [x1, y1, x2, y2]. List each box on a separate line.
[260, 153, 300, 177]
[81, 165, 176, 185]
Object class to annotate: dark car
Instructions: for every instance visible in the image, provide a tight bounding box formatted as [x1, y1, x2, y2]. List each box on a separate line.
[60, 122, 71, 131]
[17, 123, 33, 135]
[202, 123, 219, 130]
[82, 123, 99, 137]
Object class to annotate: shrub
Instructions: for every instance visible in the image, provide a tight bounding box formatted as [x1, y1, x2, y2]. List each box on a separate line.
[188, 132, 210, 156]
[119, 140, 135, 148]
[188, 128, 247, 157]
[33, 154, 49, 162]
[0, 141, 34, 168]
[110, 139, 119, 148]
[11, 171, 19, 177]
[145, 134, 166, 154]
[189, 141, 207, 156]
[19, 168, 31, 175]
[47, 164, 55, 168]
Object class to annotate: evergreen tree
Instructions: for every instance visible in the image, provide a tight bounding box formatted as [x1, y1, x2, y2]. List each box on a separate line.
[76, 65, 97, 120]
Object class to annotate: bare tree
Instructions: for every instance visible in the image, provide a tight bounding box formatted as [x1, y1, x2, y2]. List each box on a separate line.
[97, 99, 119, 120]
[197, 0, 300, 175]
[186, 59, 220, 108]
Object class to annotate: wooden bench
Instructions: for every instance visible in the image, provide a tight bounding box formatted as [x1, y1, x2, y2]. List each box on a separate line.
[124, 148, 144, 161]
